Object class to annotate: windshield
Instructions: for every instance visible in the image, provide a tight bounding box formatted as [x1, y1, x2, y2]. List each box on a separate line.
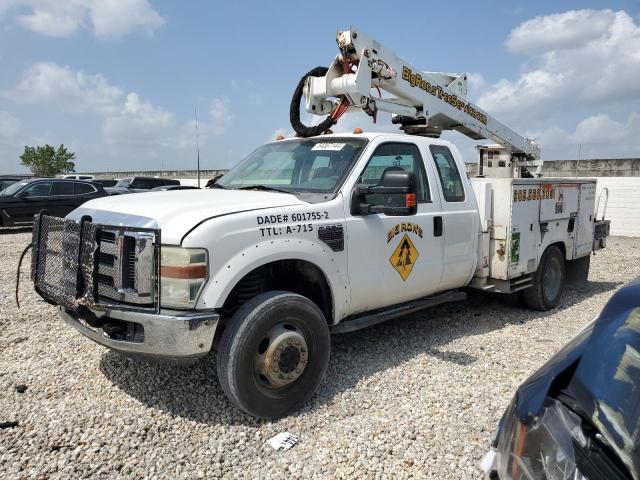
[0, 180, 19, 192]
[114, 178, 131, 188]
[1, 181, 29, 196]
[217, 138, 368, 193]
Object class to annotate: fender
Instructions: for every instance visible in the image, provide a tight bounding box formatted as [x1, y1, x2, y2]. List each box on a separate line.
[180, 198, 350, 323]
[197, 237, 348, 322]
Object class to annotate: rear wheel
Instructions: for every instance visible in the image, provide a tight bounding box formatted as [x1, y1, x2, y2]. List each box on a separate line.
[523, 246, 565, 310]
[217, 291, 330, 418]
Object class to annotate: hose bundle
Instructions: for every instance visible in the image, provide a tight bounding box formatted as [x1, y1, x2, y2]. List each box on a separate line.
[289, 67, 336, 138]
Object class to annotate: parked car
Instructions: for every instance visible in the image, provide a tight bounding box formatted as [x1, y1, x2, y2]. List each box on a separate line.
[0, 175, 33, 193]
[483, 277, 640, 479]
[105, 177, 180, 195]
[0, 178, 107, 227]
[204, 174, 224, 188]
[150, 185, 200, 191]
[92, 179, 118, 187]
[58, 174, 95, 180]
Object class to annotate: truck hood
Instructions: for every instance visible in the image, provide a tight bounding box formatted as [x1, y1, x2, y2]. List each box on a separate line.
[68, 189, 305, 244]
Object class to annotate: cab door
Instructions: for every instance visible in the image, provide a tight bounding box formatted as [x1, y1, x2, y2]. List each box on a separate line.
[49, 180, 76, 217]
[345, 141, 445, 315]
[8, 181, 53, 223]
[427, 144, 479, 289]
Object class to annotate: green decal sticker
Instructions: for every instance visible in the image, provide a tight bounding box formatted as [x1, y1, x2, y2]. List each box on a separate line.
[511, 232, 520, 263]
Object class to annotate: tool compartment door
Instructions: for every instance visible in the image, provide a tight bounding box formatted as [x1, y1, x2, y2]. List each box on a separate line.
[539, 182, 579, 222]
[574, 182, 596, 257]
[510, 183, 540, 276]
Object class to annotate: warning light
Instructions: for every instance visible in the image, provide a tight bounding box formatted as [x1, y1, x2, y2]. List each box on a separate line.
[405, 193, 417, 207]
[353, 128, 363, 134]
[275, 134, 285, 141]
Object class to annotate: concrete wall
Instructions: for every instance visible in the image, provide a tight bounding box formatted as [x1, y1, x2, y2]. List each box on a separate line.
[466, 158, 640, 178]
[595, 177, 640, 237]
[543, 158, 640, 177]
[85, 169, 228, 180]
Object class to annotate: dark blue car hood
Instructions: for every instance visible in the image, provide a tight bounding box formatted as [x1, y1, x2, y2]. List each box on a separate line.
[513, 277, 640, 475]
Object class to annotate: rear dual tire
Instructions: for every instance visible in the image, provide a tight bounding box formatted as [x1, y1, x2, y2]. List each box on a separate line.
[523, 246, 565, 311]
[217, 291, 330, 419]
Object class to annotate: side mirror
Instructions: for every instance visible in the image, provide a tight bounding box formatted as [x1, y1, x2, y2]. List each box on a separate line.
[351, 170, 418, 216]
[17, 190, 30, 198]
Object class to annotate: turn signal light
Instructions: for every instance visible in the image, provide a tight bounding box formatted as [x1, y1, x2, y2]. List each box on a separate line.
[353, 128, 363, 134]
[160, 246, 208, 308]
[405, 193, 417, 207]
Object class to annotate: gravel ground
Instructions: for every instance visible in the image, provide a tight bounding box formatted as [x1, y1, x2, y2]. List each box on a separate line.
[1, 229, 638, 479]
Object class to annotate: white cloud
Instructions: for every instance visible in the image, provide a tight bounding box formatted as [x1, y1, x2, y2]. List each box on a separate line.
[474, 9, 640, 158]
[5, 62, 236, 169]
[11, 62, 124, 114]
[479, 9, 640, 121]
[0, 110, 20, 143]
[103, 92, 175, 144]
[209, 97, 234, 135]
[0, 0, 164, 38]
[506, 9, 617, 54]
[536, 113, 640, 159]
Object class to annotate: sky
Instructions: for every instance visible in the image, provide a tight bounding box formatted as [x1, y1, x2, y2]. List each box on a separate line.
[1, 0, 640, 174]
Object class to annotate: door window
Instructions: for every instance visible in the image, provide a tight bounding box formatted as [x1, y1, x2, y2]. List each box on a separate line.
[20, 181, 52, 197]
[52, 181, 74, 196]
[131, 178, 161, 189]
[430, 145, 465, 202]
[359, 143, 430, 202]
[74, 182, 95, 194]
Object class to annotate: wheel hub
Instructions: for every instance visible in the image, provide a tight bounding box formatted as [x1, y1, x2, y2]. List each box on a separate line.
[256, 324, 308, 389]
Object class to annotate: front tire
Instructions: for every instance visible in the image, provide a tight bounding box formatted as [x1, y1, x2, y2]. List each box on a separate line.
[523, 246, 565, 310]
[217, 291, 330, 418]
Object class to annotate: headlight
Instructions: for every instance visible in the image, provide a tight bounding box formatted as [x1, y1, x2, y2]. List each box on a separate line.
[160, 246, 208, 308]
[491, 399, 587, 480]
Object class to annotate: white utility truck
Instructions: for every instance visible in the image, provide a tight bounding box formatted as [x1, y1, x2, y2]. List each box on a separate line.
[29, 28, 609, 418]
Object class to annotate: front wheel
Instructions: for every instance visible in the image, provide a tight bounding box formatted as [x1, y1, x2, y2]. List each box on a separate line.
[523, 246, 565, 310]
[217, 291, 330, 418]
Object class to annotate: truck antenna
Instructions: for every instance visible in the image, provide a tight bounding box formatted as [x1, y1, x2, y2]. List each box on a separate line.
[195, 106, 201, 188]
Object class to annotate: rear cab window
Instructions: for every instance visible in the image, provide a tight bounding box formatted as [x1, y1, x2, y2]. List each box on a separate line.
[429, 145, 465, 202]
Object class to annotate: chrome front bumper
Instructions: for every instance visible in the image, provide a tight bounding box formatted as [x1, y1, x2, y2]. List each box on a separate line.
[60, 306, 219, 361]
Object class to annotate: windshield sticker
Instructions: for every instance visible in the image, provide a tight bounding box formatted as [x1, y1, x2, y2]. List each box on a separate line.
[311, 142, 345, 151]
[390, 234, 419, 281]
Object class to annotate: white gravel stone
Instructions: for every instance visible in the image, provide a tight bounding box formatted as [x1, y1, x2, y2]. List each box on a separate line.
[1, 229, 638, 478]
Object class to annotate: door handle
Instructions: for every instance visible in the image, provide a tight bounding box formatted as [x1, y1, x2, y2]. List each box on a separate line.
[434, 216, 443, 237]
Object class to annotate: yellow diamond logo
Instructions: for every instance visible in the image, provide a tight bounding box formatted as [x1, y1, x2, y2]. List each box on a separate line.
[390, 234, 419, 281]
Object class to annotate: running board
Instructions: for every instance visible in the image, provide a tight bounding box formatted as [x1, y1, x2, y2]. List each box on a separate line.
[330, 290, 467, 334]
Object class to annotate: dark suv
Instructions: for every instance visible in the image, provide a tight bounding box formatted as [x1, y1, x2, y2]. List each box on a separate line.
[105, 177, 180, 195]
[0, 178, 107, 227]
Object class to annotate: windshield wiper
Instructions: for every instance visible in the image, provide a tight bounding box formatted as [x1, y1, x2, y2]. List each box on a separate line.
[234, 185, 292, 194]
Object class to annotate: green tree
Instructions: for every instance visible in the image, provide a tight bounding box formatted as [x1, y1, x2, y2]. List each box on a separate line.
[20, 144, 76, 177]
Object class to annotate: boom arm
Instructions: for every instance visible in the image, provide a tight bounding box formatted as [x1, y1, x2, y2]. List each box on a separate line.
[301, 27, 540, 161]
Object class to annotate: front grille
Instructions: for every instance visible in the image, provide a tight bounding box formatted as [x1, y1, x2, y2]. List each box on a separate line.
[96, 229, 156, 305]
[32, 214, 160, 312]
